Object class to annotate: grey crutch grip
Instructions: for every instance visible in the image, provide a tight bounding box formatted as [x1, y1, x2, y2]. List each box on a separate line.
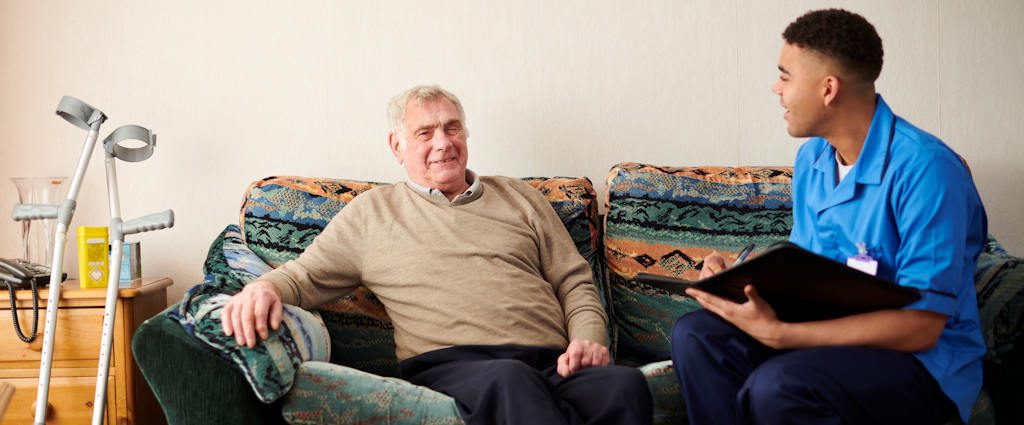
[11, 204, 58, 221]
[120, 210, 174, 236]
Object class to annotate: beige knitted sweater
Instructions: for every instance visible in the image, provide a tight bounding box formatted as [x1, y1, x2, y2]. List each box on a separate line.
[260, 176, 608, 361]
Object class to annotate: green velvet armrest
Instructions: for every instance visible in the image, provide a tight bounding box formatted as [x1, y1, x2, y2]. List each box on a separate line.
[132, 307, 287, 425]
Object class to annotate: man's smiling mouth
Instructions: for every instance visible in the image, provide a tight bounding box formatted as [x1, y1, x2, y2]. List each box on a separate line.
[430, 157, 457, 165]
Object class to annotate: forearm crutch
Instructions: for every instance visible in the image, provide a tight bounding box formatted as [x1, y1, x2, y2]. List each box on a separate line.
[12, 96, 107, 425]
[90, 125, 173, 425]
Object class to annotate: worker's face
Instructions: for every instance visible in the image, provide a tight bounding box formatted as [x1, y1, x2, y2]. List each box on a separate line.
[772, 43, 832, 138]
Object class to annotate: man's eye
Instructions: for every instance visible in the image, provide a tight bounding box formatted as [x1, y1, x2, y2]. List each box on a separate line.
[445, 126, 461, 135]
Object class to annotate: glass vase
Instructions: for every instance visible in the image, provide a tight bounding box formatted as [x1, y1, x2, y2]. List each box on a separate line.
[11, 177, 68, 266]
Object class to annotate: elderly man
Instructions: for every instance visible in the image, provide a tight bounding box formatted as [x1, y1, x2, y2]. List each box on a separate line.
[222, 85, 652, 425]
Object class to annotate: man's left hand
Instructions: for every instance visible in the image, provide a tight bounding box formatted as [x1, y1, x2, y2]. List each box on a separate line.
[685, 284, 787, 349]
[557, 339, 610, 377]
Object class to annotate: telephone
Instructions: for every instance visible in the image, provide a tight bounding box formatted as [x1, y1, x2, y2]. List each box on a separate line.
[0, 258, 67, 343]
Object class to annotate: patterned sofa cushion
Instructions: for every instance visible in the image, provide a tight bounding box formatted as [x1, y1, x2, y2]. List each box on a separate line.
[173, 291, 331, 403]
[604, 162, 794, 363]
[974, 239, 1024, 423]
[241, 176, 386, 267]
[282, 361, 464, 425]
[239, 175, 606, 377]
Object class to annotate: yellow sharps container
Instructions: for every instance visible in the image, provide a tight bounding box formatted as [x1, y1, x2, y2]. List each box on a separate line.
[77, 226, 109, 289]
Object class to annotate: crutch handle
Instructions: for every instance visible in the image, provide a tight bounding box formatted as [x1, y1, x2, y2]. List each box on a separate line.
[11, 204, 59, 221]
[121, 209, 174, 235]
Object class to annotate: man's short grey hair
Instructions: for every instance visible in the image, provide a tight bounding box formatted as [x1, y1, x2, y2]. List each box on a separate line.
[387, 85, 466, 143]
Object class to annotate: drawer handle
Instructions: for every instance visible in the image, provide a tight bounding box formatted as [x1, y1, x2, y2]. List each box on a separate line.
[30, 401, 54, 420]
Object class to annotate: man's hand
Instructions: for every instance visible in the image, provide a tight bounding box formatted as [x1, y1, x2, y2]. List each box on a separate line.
[557, 339, 610, 377]
[686, 284, 786, 349]
[699, 252, 730, 279]
[221, 280, 284, 348]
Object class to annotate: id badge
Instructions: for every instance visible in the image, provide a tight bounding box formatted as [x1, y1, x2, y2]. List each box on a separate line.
[846, 242, 878, 276]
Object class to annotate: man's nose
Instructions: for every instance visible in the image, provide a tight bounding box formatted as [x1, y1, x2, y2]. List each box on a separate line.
[771, 80, 782, 95]
[432, 129, 454, 150]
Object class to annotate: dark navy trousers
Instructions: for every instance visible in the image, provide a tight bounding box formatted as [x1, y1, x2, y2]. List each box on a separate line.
[400, 345, 653, 425]
[670, 310, 957, 425]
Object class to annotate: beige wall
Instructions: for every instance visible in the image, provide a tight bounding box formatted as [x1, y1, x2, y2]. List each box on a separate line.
[1, 1, 1021, 302]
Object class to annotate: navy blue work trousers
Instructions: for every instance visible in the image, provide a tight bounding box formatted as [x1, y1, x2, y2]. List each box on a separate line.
[400, 344, 653, 425]
[670, 310, 957, 425]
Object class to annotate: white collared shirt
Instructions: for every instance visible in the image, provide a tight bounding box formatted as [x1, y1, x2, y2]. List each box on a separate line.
[406, 169, 481, 202]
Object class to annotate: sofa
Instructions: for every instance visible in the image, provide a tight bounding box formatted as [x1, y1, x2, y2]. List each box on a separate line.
[133, 162, 1024, 425]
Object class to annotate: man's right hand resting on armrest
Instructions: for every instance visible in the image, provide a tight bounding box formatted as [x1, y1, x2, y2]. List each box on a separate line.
[221, 280, 284, 348]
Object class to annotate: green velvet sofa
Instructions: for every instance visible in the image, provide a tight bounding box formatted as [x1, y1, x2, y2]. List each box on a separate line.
[133, 163, 1024, 425]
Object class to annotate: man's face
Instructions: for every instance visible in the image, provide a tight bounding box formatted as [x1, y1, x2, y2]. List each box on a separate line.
[771, 43, 831, 138]
[389, 97, 469, 195]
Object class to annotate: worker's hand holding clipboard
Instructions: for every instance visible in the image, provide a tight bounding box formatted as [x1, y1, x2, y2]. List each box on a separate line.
[635, 242, 920, 322]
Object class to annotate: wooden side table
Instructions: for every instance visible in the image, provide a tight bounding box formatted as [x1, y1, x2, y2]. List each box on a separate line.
[0, 278, 171, 425]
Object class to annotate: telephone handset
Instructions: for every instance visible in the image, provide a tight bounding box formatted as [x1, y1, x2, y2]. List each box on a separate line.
[0, 258, 67, 343]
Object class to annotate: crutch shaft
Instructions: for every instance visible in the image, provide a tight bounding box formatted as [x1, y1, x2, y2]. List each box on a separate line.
[33, 227, 68, 425]
[34, 119, 103, 425]
[90, 238, 122, 425]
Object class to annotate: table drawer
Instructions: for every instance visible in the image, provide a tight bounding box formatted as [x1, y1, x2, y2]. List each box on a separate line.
[0, 308, 104, 365]
[3, 375, 115, 424]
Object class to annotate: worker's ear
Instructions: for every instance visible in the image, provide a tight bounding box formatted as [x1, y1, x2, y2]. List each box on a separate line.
[822, 75, 840, 107]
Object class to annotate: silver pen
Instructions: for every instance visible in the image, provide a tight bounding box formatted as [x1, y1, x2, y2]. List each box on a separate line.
[732, 243, 756, 267]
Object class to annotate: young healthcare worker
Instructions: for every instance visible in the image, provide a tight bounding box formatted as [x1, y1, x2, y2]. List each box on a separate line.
[669, 9, 987, 425]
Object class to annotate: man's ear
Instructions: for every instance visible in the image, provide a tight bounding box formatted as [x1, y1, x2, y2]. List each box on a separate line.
[387, 132, 404, 164]
[822, 75, 841, 107]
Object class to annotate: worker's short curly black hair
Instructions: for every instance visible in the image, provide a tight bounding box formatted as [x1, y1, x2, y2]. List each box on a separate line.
[783, 9, 883, 82]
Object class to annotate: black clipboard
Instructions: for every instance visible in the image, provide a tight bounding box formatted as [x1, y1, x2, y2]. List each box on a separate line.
[635, 241, 920, 322]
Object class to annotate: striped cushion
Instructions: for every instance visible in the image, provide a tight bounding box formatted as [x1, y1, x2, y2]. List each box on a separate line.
[604, 162, 793, 363]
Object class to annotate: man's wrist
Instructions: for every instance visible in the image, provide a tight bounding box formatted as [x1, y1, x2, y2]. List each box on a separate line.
[251, 279, 281, 297]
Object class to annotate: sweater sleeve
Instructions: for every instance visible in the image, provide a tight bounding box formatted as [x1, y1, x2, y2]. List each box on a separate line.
[258, 195, 368, 309]
[522, 185, 609, 346]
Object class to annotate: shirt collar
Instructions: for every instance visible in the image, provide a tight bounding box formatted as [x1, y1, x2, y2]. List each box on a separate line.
[406, 169, 480, 201]
[812, 94, 895, 185]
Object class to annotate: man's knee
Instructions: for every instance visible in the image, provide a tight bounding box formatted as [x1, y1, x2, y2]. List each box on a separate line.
[563, 366, 653, 423]
[739, 359, 823, 421]
[613, 366, 653, 410]
[589, 365, 649, 393]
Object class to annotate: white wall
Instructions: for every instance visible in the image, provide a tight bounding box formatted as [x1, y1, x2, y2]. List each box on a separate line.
[1, 1, 1021, 302]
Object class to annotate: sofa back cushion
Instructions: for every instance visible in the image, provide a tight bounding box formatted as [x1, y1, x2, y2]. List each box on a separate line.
[604, 162, 794, 363]
[240, 176, 386, 267]
[239, 175, 604, 376]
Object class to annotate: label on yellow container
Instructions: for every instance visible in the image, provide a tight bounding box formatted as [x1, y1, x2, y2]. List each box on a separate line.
[78, 226, 109, 289]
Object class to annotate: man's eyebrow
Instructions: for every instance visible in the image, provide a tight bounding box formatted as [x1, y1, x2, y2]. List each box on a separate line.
[413, 123, 437, 133]
[413, 119, 462, 134]
[778, 65, 790, 75]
